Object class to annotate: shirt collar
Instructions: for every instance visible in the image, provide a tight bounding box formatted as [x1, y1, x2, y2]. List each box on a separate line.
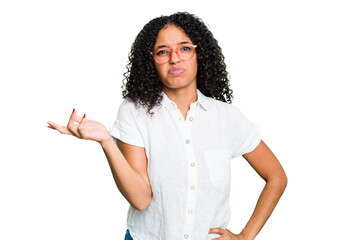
[160, 89, 208, 111]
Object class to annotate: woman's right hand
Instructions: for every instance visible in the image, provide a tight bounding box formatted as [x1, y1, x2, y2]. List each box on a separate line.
[47, 108, 112, 145]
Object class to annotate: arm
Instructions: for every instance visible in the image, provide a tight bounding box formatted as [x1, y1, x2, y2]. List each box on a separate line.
[48, 109, 152, 211]
[100, 138, 152, 211]
[238, 140, 287, 240]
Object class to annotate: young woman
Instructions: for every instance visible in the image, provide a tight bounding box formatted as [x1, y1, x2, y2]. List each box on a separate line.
[48, 12, 287, 240]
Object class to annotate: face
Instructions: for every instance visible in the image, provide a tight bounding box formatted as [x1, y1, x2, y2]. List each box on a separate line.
[152, 25, 198, 92]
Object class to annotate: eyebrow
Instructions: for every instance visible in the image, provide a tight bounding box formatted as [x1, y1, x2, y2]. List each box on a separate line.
[156, 41, 192, 49]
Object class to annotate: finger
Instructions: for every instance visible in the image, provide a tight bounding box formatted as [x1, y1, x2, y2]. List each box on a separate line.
[67, 108, 80, 137]
[73, 115, 83, 123]
[77, 114, 87, 138]
[209, 228, 225, 235]
[47, 121, 55, 129]
[47, 120, 56, 126]
[47, 121, 72, 134]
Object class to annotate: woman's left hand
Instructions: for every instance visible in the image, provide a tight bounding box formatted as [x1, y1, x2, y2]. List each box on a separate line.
[208, 228, 246, 240]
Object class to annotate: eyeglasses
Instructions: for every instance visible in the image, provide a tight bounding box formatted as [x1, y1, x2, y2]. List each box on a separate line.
[150, 44, 197, 64]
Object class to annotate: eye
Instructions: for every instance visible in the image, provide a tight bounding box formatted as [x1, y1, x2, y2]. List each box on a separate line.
[156, 49, 169, 56]
[180, 46, 192, 52]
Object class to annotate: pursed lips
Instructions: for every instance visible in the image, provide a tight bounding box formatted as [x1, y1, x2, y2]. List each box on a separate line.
[169, 68, 185, 75]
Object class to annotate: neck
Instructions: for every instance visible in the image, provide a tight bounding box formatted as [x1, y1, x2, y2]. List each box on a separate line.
[163, 87, 197, 107]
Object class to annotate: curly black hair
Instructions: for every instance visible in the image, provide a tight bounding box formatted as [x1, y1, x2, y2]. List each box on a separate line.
[122, 12, 233, 114]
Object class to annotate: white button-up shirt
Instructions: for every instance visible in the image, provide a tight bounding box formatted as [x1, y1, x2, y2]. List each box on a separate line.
[109, 89, 261, 240]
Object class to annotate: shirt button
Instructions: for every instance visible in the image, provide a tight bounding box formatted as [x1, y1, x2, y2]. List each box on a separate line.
[196, 103, 199, 107]
[189, 117, 194, 121]
[185, 140, 190, 144]
[179, 117, 181, 120]
[190, 162, 195, 167]
[190, 185, 195, 190]
[184, 234, 189, 239]
[188, 209, 193, 214]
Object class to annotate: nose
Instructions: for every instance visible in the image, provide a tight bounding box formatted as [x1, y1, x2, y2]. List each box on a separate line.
[169, 50, 181, 64]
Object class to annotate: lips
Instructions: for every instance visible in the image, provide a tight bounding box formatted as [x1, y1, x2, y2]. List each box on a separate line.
[169, 68, 185, 75]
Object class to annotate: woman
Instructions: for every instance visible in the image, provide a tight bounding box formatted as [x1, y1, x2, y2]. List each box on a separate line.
[48, 12, 287, 240]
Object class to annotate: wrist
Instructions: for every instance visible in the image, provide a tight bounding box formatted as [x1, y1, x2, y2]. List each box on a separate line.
[99, 135, 113, 147]
[237, 232, 253, 240]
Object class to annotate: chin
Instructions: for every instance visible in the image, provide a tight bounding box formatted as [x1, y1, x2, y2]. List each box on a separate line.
[164, 84, 187, 90]
[162, 79, 187, 88]
[161, 75, 197, 90]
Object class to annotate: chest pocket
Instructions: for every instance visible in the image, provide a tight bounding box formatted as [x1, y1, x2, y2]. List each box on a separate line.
[204, 150, 231, 192]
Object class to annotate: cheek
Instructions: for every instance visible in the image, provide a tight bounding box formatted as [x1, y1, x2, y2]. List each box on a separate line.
[154, 64, 169, 82]
[154, 64, 165, 76]
[188, 59, 198, 75]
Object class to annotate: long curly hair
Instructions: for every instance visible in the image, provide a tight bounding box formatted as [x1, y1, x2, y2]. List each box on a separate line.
[122, 12, 233, 114]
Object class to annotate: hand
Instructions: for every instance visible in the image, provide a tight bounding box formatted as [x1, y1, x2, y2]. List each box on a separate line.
[47, 108, 112, 144]
[209, 228, 248, 240]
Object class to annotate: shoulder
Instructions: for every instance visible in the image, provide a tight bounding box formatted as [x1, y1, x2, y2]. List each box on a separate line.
[206, 97, 244, 116]
[119, 98, 139, 110]
[118, 98, 147, 117]
[204, 98, 253, 129]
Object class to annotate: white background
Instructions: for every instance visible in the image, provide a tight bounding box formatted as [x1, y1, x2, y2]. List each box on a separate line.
[1, 0, 359, 239]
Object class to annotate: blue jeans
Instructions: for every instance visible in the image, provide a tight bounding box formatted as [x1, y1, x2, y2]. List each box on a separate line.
[124, 229, 133, 240]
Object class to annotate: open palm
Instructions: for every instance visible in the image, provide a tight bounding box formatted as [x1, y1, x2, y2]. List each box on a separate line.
[47, 109, 111, 144]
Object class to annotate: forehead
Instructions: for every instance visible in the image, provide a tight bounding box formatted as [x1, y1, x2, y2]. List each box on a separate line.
[154, 25, 193, 48]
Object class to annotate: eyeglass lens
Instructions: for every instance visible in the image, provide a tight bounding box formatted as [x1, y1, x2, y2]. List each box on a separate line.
[153, 45, 195, 63]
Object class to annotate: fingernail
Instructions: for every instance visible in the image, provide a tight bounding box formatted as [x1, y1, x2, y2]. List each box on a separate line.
[72, 108, 75, 114]
[83, 114, 86, 119]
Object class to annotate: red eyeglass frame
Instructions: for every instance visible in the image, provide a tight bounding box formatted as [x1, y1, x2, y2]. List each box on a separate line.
[150, 44, 197, 64]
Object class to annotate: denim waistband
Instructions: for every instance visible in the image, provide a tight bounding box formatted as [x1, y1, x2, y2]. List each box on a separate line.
[124, 229, 133, 240]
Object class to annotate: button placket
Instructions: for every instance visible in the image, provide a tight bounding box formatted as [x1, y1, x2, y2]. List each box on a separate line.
[183, 108, 197, 238]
